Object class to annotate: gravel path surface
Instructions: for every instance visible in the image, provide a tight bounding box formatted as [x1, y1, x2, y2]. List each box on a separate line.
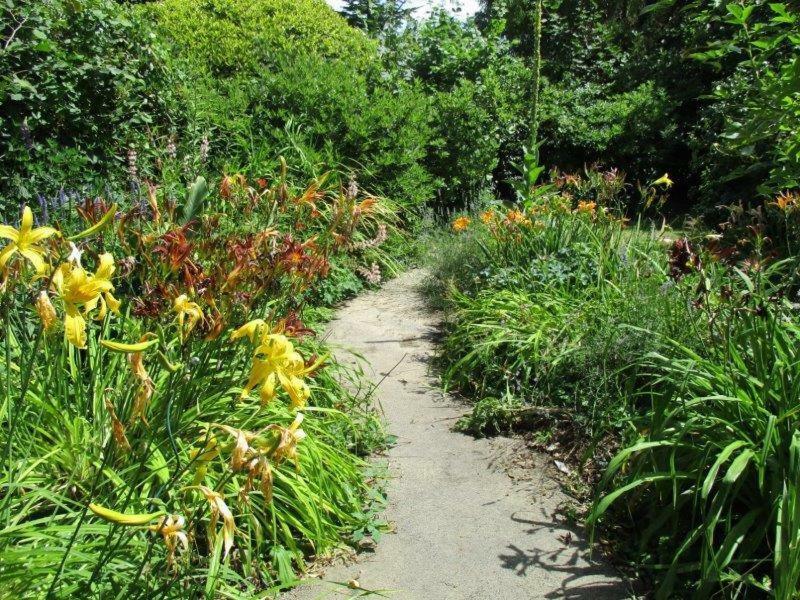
[285, 269, 628, 599]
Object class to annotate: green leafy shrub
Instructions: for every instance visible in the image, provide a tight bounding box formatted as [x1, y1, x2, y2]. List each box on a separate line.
[690, 2, 800, 203]
[431, 170, 692, 440]
[148, 0, 376, 75]
[388, 9, 532, 207]
[541, 81, 670, 173]
[147, 0, 434, 210]
[0, 0, 180, 209]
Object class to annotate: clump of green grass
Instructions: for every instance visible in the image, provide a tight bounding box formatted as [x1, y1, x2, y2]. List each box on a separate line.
[590, 264, 800, 598]
[428, 165, 800, 596]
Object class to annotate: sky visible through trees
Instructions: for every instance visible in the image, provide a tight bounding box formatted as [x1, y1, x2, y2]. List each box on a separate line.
[325, 0, 480, 19]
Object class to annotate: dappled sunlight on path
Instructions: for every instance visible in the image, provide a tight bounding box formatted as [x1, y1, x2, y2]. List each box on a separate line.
[285, 269, 628, 599]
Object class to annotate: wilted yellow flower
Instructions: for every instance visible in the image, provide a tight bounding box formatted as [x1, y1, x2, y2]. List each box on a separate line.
[452, 216, 471, 232]
[576, 200, 597, 214]
[52, 253, 120, 348]
[173, 294, 203, 342]
[269, 413, 307, 468]
[0, 206, 57, 276]
[35, 291, 57, 331]
[653, 173, 674, 188]
[104, 395, 131, 452]
[212, 424, 274, 502]
[196, 486, 235, 559]
[129, 346, 155, 424]
[149, 515, 189, 567]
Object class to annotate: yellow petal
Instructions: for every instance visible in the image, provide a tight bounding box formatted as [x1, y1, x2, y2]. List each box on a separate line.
[0, 244, 17, 270]
[259, 372, 277, 405]
[104, 291, 121, 314]
[95, 252, 116, 280]
[241, 359, 272, 399]
[18, 247, 46, 274]
[0, 225, 19, 243]
[230, 319, 266, 343]
[64, 305, 87, 349]
[95, 295, 108, 321]
[278, 371, 310, 408]
[173, 294, 188, 313]
[19, 206, 33, 237]
[26, 225, 58, 245]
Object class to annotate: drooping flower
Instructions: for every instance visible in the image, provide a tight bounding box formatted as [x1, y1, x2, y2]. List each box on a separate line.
[576, 200, 597, 215]
[0, 206, 57, 275]
[173, 294, 203, 342]
[52, 253, 120, 348]
[452, 216, 471, 232]
[196, 486, 236, 559]
[149, 515, 189, 567]
[104, 395, 131, 452]
[129, 345, 156, 424]
[212, 424, 274, 501]
[268, 413, 307, 468]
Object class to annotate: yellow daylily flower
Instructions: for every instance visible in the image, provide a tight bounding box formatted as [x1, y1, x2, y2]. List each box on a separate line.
[230, 318, 267, 343]
[653, 173, 674, 188]
[52, 253, 120, 348]
[276, 350, 318, 408]
[173, 294, 203, 341]
[237, 333, 321, 408]
[0, 206, 57, 275]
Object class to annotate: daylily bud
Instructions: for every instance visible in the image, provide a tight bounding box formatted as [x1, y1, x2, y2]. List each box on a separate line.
[35, 291, 57, 331]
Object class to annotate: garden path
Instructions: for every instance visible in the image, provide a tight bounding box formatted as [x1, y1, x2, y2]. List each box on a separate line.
[285, 269, 628, 599]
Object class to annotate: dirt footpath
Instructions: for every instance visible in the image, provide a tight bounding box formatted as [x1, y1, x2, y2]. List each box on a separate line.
[285, 269, 628, 599]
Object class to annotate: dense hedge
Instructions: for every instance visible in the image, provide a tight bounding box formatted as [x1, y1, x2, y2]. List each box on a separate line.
[0, 0, 436, 215]
[0, 0, 180, 208]
[147, 0, 376, 74]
